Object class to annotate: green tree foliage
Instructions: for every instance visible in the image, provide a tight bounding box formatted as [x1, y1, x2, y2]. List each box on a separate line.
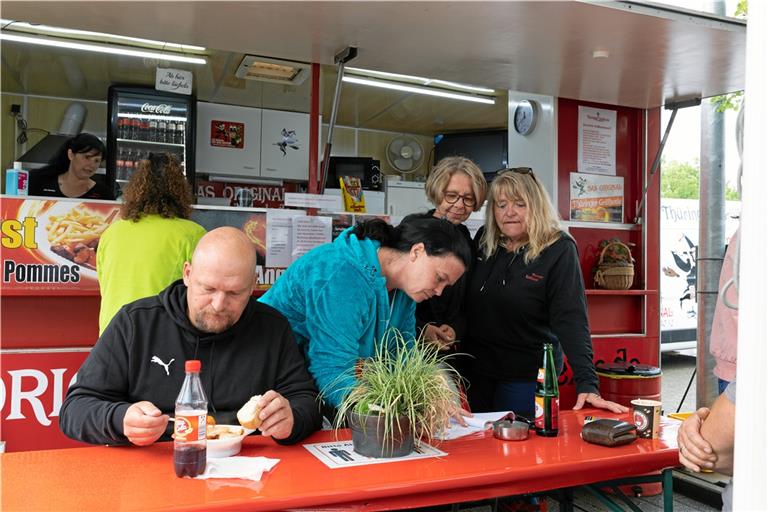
[662, 159, 700, 199]
[661, 159, 740, 199]
[710, 0, 747, 112]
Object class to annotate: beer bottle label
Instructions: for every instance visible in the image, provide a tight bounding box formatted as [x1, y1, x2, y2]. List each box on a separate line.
[534, 395, 545, 427]
[534, 395, 559, 430]
[174, 413, 206, 442]
[536, 368, 545, 383]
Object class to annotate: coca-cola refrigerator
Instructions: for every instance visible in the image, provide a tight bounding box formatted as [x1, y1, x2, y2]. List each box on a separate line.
[107, 85, 196, 198]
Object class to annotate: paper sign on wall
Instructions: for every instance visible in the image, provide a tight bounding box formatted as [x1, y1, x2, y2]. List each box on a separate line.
[155, 67, 193, 95]
[577, 106, 617, 176]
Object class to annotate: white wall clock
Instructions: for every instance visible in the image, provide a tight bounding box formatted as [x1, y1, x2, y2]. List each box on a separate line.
[513, 99, 539, 136]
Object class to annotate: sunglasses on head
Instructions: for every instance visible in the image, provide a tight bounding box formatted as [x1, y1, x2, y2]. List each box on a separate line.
[498, 166, 534, 175]
[498, 167, 536, 182]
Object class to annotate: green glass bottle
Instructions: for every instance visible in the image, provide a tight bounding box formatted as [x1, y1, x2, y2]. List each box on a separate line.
[534, 343, 559, 437]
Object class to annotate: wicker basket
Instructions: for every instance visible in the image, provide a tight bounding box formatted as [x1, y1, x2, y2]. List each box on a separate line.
[594, 240, 635, 290]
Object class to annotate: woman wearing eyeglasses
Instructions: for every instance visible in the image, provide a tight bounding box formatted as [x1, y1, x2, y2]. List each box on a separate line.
[96, 153, 206, 334]
[403, 156, 487, 350]
[464, 168, 627, 418]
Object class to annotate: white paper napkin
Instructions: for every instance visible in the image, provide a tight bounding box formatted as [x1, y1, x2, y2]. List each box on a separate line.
[196, 456, 280, 481]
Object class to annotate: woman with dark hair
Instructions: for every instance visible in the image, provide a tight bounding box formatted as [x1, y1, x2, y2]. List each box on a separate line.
[29, 132, 112, 199]
[96, 153, 206, 333]
[260, 217, 471, 410]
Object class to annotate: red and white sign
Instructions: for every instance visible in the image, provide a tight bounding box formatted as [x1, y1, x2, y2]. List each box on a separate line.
[0, 350, 90, 452]
[1, 198, 120, 294]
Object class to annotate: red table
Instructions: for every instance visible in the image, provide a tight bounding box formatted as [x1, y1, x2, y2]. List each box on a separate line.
[0, 410, 680, 511]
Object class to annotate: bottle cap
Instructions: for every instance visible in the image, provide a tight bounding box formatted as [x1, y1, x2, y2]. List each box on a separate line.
[13, 161, 22, 170]
[185, 360, 201, 372]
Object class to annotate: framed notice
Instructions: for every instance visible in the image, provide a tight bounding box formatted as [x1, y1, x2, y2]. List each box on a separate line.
[577, 106, 617, 176]
[210, 120, 245, 149]
[570, 173, 624, 223]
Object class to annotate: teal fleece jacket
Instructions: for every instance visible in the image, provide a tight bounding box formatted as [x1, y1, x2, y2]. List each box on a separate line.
[259, 228, 416, 407]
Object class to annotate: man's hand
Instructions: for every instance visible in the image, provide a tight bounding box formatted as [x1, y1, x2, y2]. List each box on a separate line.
[573, 392, 629, 414]
[678, 407, 717, 472]
[423, 324, 456, 351]
[256, 390, 294, 440]
[123, 401, 169, 446]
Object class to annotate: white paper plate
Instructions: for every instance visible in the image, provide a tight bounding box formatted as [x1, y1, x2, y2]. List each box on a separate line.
[207, 425, 255, 458]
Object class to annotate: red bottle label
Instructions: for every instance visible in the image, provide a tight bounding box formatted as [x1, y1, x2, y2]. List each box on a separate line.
[175, 413, 206, 442]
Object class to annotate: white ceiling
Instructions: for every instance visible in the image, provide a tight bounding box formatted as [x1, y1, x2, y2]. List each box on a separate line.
[1, 1, 746, 131]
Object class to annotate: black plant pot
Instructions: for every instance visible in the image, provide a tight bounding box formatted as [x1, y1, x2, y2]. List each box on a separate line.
[347, 412, 414, 458]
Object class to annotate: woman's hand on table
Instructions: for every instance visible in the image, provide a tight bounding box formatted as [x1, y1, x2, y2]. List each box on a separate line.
[573, 392, 629, 414]
[123, 401, 170, 446]
[678, 407, 717, 472]
[447, 404, 473, 428]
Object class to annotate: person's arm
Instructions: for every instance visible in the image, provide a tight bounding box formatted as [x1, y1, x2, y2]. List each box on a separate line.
[59, 312, 139, 445]
[701, 385, 736, 474]
[678, 407, 716, 472]
[303, 270, 377, 408]
[268, 323, 323, 445]
[547, 239, 627, 413]
[546, 239, 597, 394]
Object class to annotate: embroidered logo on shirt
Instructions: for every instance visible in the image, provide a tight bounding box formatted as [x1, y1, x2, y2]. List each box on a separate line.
[151, 356, 175, 376]
[525, 273, 544, 282]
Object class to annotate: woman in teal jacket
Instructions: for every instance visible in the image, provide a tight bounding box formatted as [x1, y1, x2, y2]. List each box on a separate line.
[260, 217, 471, 409]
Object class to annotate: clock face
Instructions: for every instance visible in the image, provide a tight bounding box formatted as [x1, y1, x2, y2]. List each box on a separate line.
[514, 100, 537, 135]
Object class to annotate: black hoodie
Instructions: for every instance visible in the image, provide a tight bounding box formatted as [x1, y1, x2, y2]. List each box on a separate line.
[465, 233, 599, 395]
[59, 280, 321, 446]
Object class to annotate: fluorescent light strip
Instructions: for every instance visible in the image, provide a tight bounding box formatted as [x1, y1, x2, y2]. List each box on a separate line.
[0, 33, 206, 64]
[346, 67, 495, 94]
[1, 19, 205, 52]
[342, 76, 495, 105]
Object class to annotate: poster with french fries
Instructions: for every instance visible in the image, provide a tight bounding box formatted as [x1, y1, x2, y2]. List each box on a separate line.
[1, 197, 121, 292]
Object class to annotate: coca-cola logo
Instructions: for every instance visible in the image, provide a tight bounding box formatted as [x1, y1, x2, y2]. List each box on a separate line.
[141, 103, 173, 115]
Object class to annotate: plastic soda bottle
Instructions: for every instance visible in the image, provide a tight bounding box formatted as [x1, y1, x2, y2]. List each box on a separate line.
[174, 360, 208, 477]
[534, 342, 559, 437]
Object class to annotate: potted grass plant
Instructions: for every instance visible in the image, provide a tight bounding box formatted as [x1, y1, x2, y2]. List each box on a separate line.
[330, 328, 462, 458]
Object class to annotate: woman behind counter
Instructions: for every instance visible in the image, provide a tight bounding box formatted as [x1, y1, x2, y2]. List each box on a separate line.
[96, 152, 206, 333]
[29, 132, 112, 199]
[465, 168, 627, 418]
[259, 217, 472, 411]
[405, 156, 486, 349]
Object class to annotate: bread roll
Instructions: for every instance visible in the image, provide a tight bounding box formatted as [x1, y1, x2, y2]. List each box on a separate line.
[237, 395, 263, 429]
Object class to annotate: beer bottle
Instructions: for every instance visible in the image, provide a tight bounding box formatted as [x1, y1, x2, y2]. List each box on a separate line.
[534, 342, 559, 437]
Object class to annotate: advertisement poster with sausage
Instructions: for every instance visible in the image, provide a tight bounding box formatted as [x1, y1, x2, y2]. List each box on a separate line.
[1, 197, 120, 293]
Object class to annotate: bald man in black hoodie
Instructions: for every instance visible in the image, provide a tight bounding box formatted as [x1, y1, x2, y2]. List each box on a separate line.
[60, 227, 321, 446]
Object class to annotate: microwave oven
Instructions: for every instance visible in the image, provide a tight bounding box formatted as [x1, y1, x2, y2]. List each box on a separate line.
[325, 156, 382, 191]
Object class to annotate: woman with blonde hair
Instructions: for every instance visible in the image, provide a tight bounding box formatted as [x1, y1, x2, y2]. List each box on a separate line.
[96, 153, 206, 333]
[464, 168, 626, 418]
[404, 156, 487, 349]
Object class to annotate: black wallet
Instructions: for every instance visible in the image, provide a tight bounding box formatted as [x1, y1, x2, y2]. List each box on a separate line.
[581, 419, 637, 447]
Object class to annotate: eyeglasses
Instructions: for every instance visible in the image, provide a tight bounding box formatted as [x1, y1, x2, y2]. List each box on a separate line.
[443, 191, 476, 207]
